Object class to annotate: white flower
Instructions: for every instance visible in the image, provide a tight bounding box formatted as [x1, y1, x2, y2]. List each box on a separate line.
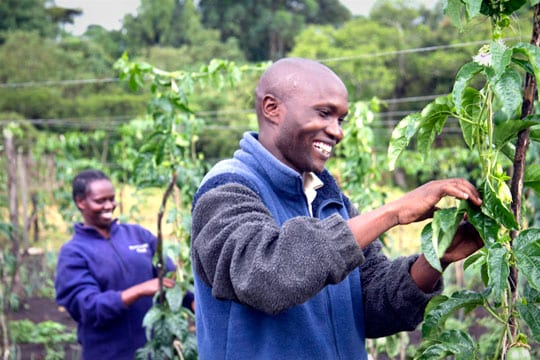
[473, 45, 492, 67]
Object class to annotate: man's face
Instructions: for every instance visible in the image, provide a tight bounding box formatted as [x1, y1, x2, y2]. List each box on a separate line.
[76, 179, 116, 230]
[274, 78, 348, 174]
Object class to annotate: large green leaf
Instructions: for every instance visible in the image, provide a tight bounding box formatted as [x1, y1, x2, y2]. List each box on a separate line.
[486, 243, 510, 300]
[524, 164, 540, 196]
[387, 113, 421, 170]
[453, 62, 483, 113]
[492, 68, 523, 120]
[422, 290, 486, 337]
[416, 330, 476, 360]
[416, 100, 453, 155]
[493, 119, 540, 148]
[514, 228, 540, 290]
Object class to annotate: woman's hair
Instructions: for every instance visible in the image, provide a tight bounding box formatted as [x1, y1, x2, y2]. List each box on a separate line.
[72, 169, 110, 202]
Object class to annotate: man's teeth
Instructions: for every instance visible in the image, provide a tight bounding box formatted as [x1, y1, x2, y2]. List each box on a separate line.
[101, 212, 113, 220]
[314, 142, 332, 156]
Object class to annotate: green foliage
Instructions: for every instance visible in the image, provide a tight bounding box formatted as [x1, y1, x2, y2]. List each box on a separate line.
[0, 0, 57, 38]
[330, 99, 387, 212]
[9, 319, 76, 360]
[388, 0, 540, 357]
[136, 287, 197, 360]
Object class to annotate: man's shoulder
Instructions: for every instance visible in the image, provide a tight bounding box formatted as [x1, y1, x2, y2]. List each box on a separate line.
[194, 158, 262, 205]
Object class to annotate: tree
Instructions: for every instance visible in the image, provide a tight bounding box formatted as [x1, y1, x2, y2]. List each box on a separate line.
[198, 0, 351, 61]
[0, 0, 56, 39]
[122, 0, 176, 51]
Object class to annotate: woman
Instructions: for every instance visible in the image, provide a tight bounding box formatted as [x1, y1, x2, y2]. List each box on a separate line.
[55, 169, 175, 360]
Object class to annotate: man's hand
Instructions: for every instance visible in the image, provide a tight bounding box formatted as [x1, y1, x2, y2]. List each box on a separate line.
[441, 221, 484, 267]
[392, 178, 482, 225]
[411, 220, 483, 293]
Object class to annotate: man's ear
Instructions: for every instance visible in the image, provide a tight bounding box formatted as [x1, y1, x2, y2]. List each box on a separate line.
[261, 94, 282, 124]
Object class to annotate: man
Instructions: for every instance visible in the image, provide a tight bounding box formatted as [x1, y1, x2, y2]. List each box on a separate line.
[190, 58, 483, 359]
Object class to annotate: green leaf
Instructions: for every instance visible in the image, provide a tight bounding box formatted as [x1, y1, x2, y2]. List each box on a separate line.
[418, 330, 476, 360]
[490, 41, 513, 77]
[453, 62, 484, 114]
[142, 306, 162, 339]
[165, 285, 184, 313]
[463, 201, 499, 246]
[482, 182, 518, 230]
[387, 113, 421, 170]
[514, 228, 540, 290]
[465, 0, 483, 19]
[524, 164, 540, 196]
[492, 68, 523, 120]
[512, 43, 540, 84]
[517, 302, 540, 343]
[493, 119, 539, 148]
[530, 128, 540, 142]
[486, 243, 510, 300]
[444, 0, 464, 29]
[463, 251, 486, 271]
[432, 207, 464, 258]
[417, 101, 452, 155]
[383, 333, 402, 358]
[422, 290, 486, 337]
[421, 222, 442, 272]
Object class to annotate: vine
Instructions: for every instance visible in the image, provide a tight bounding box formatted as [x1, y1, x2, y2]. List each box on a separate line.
[389, 1, 540, 358]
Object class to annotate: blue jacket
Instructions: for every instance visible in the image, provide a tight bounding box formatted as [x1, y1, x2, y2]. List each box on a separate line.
[192, 132, 369, 359]
[55, 221, 173, 360]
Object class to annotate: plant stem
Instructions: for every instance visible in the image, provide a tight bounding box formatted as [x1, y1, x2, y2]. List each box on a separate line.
[505, 3, 540, 352]
[157, 171, 178, 303]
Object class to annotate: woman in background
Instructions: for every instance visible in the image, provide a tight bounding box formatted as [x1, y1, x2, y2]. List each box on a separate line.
[55, 169, 176, 360]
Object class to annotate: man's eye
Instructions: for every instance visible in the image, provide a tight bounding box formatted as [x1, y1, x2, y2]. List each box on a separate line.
[318, 110, 330, 118]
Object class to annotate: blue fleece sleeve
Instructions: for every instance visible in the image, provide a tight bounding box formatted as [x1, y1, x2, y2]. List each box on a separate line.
[55, 244, 127, 327]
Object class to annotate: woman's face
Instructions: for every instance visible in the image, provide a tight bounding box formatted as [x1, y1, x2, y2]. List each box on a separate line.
[76, 179, 116, 230]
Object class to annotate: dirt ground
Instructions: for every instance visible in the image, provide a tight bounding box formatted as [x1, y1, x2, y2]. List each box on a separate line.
[7, 297, 80, 360]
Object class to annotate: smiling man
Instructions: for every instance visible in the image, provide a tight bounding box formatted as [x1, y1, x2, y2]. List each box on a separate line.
[190, 57, 483, 360]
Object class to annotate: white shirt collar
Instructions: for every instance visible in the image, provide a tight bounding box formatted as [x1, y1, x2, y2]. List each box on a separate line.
[303, 172, 324, 216]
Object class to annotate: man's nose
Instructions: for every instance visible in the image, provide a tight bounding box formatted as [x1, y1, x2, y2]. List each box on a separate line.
[327, 118, 344, 142]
